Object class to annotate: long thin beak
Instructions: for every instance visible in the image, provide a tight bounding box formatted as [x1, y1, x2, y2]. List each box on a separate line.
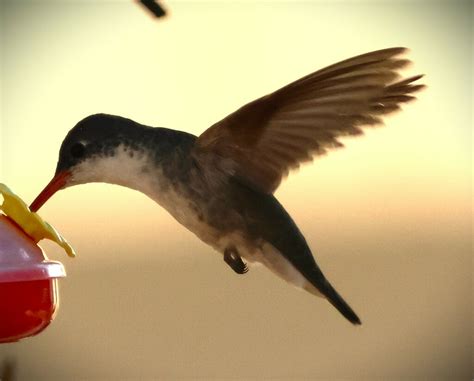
[30, 171, 72, 212]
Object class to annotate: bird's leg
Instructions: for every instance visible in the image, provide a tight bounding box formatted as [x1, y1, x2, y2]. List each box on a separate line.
[224, 247, 248, 274]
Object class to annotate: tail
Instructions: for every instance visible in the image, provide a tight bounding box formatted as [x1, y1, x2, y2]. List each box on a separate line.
[260, 240, 362, 325]
[244, 191, 362, 325]
[303, 269, 362, 325]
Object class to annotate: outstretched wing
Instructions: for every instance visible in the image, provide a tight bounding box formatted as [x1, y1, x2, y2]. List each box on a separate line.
[193, 47, 424, 194]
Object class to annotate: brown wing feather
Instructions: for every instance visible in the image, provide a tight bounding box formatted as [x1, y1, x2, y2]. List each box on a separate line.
[194, 47, 425, 194]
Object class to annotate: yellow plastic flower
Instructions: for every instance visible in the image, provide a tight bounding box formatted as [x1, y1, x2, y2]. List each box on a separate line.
[0, 183, 75, 257]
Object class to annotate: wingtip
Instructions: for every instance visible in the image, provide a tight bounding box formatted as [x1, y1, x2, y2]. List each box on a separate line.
[394, 46, 408, 52]
[411, 73, 425, 82]
[384, 46, 408, 56]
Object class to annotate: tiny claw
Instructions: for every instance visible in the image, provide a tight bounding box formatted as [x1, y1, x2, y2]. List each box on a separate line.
[224, 247, 249, 275]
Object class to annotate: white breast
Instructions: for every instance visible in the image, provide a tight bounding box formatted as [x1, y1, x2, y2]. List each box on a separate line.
[152, 184, 223, 247]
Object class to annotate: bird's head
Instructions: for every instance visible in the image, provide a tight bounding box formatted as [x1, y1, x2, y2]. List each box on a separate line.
[30, 113, 152, 212]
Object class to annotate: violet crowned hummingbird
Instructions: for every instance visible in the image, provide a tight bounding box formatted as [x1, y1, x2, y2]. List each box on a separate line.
[30, 47, 424, 325]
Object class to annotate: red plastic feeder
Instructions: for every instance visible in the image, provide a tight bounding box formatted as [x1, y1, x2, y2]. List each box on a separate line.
[0, 215, 66, 343]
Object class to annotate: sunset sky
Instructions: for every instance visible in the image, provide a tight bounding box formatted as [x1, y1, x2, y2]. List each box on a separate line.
[0, 1, 471, 379]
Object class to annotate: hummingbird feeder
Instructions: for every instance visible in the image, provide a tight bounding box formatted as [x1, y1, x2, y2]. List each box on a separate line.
[0, 184, 74, 343]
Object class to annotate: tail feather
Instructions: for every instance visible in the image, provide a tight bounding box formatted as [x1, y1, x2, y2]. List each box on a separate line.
[246, 191, 362, 325]
[310, 275, 362, 325]
[260, 241, 361, 325]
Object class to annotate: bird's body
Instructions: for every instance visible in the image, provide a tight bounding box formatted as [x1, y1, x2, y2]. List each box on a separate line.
[30, 48, 425, 325]
[69, 118, 331, 296]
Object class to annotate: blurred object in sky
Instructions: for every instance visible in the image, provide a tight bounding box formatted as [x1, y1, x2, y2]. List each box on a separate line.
[137, 0, 167, 19]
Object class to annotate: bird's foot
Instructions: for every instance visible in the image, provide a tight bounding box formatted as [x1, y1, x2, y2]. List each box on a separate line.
[224, 247, 248, 275]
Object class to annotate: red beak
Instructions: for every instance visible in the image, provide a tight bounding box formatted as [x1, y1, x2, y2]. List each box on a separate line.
[30, 171, 72, 212]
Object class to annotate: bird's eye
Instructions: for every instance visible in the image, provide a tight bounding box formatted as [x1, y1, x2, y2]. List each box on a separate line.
[70, 142, 86, 159]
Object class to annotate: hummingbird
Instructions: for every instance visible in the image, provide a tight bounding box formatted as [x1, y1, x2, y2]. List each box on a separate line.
[30, 47, 424, 325]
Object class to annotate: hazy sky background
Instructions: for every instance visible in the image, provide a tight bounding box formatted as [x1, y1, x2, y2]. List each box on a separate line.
[0, 1, 472, 380]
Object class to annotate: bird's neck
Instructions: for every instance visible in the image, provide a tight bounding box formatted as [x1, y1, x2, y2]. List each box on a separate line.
[70, 128, 197, 199]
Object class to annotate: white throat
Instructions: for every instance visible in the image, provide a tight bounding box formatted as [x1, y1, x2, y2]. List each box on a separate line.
[69, 144, 159, 197]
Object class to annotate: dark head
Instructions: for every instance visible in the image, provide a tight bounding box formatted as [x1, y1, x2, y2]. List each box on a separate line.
[30, 114, 154, 212]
